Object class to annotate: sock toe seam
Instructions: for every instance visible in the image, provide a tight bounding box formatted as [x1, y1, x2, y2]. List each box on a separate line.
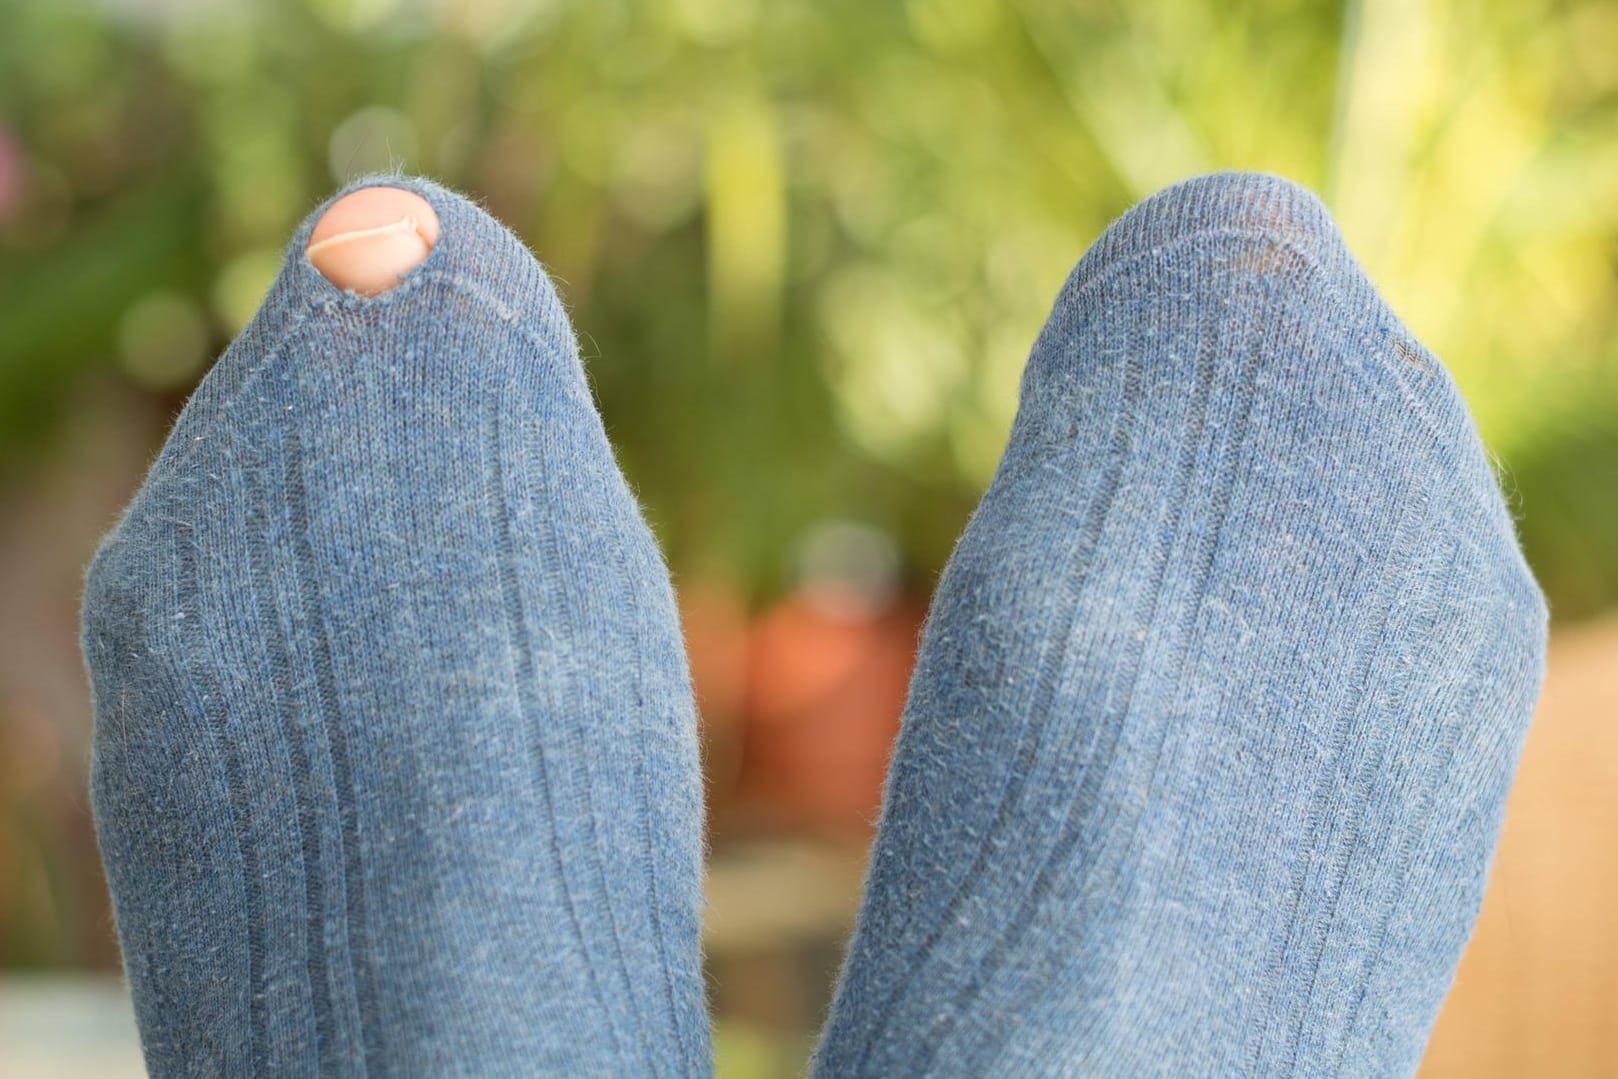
[1050, 224, 1472, 467]
[142, 270, 587, 516]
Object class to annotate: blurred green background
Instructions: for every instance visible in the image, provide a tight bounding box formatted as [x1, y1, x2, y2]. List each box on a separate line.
[1, 0, 1616, 1074]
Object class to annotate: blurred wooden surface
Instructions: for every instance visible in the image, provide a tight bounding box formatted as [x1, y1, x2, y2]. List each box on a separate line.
[1420, 616, 1618, 1078]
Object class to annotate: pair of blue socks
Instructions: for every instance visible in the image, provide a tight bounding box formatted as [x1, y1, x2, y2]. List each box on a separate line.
[83, 172, 1545, 1076]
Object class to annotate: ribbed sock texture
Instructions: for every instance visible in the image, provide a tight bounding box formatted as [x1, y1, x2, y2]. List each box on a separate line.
[812, 172, 1548, 1079]
[82, 176, 711, 1077]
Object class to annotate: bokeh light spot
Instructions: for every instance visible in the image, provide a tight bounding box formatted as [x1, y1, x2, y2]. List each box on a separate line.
[117, 292, 211, 391]
[328, 106, 418, 183]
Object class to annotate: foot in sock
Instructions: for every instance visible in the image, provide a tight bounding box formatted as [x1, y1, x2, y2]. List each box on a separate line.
[812, 173, 1547, 1078]
[81, 177, 710, 1077]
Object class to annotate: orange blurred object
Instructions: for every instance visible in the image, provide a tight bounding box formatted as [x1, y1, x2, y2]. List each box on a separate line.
[679, 577, 752, 812]
[737, 587, 923, 837]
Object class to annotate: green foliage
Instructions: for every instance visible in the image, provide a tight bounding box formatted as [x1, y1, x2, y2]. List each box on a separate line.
[1, 0, 1615, 613]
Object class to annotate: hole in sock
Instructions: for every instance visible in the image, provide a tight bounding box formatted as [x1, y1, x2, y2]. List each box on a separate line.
[306, 186, 440, 297]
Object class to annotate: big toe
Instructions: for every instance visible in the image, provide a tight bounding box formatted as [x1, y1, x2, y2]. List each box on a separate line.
[305, 186, 440, 297]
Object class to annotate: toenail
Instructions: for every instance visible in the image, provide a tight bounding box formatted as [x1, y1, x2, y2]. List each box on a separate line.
[306, 187, 440, 297]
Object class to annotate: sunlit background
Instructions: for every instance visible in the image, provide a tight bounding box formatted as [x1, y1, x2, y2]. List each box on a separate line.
[2, 0, 1616, 1075]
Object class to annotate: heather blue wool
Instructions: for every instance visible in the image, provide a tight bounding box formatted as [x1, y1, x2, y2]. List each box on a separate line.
[811, 173, 1547, 1078]
[82, 176, 710, 1076]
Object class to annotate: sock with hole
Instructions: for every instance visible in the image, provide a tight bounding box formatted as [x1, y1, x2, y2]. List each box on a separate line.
[82, 176, 710, 1077]
[812, 172, 1547, 1079]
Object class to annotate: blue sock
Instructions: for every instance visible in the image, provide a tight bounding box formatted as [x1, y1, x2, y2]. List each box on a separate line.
[82, 177, 710, 1077]
[812, 173, 1547, 1078]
